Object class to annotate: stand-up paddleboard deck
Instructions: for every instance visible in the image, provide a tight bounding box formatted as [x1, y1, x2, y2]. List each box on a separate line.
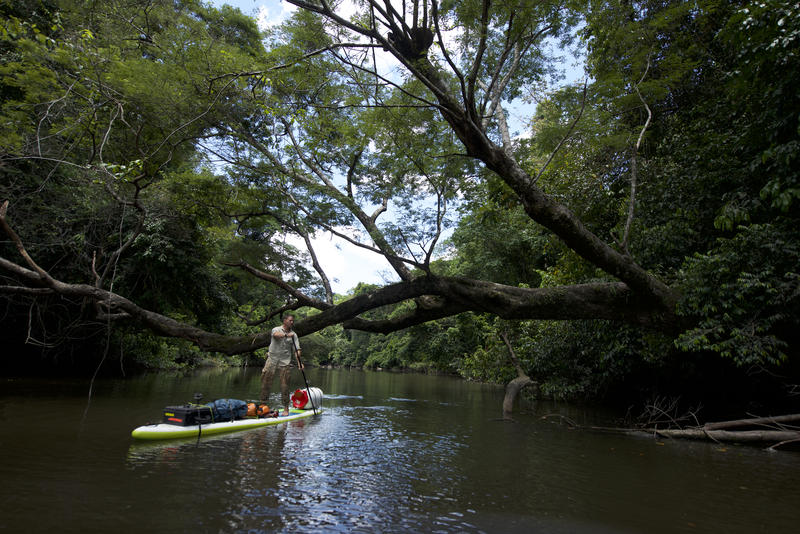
[131, 408, 321, 441]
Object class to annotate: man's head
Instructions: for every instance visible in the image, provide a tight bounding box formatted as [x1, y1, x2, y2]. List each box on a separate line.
[282, 315, 295, 330]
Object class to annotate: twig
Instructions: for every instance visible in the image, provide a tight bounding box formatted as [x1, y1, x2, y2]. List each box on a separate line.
[767, 438, 800, 451]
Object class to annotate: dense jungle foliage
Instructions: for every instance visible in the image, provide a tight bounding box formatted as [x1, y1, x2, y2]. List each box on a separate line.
[1, 0, 798, 412]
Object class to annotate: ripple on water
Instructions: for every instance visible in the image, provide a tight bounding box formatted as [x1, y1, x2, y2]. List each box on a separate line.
[6, 371, 800, 534]
[209, 402, 478, 532]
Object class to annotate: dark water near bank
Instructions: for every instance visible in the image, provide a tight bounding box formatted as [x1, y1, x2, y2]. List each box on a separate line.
[1, 367, 798, 533]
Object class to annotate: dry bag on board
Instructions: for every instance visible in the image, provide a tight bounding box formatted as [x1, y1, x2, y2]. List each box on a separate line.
[205, 399, 248, 421]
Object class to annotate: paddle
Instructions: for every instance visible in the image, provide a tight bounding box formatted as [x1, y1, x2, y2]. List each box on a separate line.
[292, 334, 317, 415]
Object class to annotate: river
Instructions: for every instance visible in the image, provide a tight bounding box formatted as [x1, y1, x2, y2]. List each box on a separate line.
[1, 367, 798, 533]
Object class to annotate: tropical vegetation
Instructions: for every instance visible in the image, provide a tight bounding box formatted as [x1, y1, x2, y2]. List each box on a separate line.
[1, 0, 798, 411]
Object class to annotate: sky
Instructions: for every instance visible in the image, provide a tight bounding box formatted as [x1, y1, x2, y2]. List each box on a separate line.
[207, 0, 585, 293]
[211, 0, 294, 25]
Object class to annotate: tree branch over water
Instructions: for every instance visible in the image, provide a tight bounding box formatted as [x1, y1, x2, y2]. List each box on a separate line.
[1, 201, 679, 354]
[6, 0, 795, 377]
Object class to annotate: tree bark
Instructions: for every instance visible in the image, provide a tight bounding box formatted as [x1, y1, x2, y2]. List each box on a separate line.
[299, 276, 681, 335]
[416, 62, 677, 310]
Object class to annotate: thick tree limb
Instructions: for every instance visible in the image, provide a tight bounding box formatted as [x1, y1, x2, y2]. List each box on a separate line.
[2, 202, 681, 356]
[0, 250, 680, 354]
[504, 376, 536, 418]
[298, 275, 680, 335]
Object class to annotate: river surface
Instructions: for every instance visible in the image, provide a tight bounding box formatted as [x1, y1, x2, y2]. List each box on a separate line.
[1, 367, 798, 533]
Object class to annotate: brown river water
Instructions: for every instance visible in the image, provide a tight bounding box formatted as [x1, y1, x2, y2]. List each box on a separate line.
[1, 367, 798, 533]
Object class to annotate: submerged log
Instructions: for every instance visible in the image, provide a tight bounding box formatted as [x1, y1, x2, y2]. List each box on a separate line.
[653, 429, 800, 443]
[702, 414, 800, 431]
[649, 413, 800, 445]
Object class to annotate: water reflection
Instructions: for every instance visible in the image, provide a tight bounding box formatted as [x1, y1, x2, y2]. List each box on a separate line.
[2, 368, 800, 533]
[217, 400, 475, 533]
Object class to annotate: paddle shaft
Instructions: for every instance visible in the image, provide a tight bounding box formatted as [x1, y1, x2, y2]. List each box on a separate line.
[292, 334, 317, 414]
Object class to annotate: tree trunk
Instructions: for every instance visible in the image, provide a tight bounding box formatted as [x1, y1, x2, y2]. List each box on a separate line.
[499, 331, 537, 419]
[503, 376, 536, 419]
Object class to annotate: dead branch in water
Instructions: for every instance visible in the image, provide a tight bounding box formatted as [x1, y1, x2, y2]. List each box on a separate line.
[653, 428, 800, 444]
[535, 405, 800, 451]
[647, 413, 800, 449]
[702, 413, 800, 431]
[631, 395, 702, 429]
[767, 438, 800, 452]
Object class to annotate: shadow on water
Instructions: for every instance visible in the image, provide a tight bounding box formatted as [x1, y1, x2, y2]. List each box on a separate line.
[2, 367, 799, 533]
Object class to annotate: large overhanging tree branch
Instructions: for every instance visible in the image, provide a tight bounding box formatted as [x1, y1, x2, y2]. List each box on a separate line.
[285, 0, 678, 313]
[1, 201, 680, 354]
[2, 0, 686, 360]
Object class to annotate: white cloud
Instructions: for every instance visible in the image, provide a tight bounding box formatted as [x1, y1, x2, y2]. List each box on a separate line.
[287, 230, 398, 294]
[255, 0, 297, 30]
[314, 234, 398, 294]
[331, 0, 359, 22]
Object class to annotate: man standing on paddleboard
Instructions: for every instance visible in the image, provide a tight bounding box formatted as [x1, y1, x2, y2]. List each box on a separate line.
[260, 314, 304, 416]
